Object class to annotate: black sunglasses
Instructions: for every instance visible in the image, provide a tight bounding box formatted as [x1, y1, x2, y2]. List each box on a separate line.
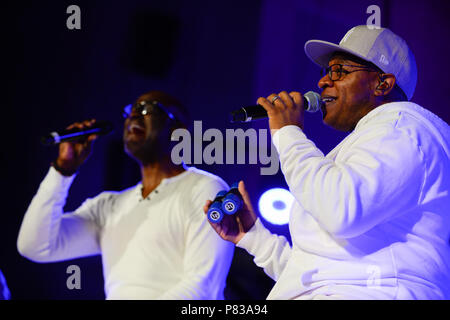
[123, 100, 176, 120]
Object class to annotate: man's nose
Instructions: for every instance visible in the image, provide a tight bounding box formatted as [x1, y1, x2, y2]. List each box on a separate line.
[318, 74, 333, 90]
[129, 106, 145, 118]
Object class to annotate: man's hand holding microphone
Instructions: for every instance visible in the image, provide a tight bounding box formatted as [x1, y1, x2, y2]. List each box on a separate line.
[257, 91, 308, 132]
[52, 119, 99, 176]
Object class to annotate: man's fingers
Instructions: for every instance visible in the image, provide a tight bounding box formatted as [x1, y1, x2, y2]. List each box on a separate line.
[278, 91, 295, 108]
[256, 96, 276, 113]
[237, 180, 257, 230]
[203, 200, 213, 214]
[85, 119, 97, 129]
[87, 134, 99, 143]
[268, 93, 286, 108]
[289, 91, 301, 102]
[66, 119, 97, 131]
[238, 180, 253, 210]
[66, 122, 82, 130]
[289, 91, 304, 109]
[64, 119, 99, 147]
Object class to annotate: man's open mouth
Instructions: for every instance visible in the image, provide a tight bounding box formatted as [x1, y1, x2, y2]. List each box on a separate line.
[128, 122, 146, 135]
[322, 95, 337, 104]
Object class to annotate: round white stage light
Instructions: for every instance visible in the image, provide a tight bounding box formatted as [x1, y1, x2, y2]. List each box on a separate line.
[258, 188, 294, 225]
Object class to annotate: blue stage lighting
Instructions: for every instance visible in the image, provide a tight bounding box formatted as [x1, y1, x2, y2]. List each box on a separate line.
[258, 188, 294, 225]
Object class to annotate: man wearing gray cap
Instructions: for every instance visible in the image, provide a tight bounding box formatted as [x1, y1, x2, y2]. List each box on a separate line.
[206, 25, 450, 299]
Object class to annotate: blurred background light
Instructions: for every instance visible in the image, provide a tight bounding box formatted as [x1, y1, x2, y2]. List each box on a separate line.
[258, 188, 294, 225]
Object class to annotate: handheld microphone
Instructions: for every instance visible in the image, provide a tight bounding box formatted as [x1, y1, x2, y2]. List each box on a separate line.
[230, 91, 322, 123]
[41, 120, 114, 145]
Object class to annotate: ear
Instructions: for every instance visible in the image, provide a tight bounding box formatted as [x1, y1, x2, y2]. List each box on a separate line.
[374, 73, 396, 97]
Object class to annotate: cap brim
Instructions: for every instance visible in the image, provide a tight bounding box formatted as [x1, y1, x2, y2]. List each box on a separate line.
[304, 40, 372, 68]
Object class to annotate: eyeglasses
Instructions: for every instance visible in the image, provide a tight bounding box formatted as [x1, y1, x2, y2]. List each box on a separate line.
[322, 64, 380, 81]
[123, 100, 176, 120]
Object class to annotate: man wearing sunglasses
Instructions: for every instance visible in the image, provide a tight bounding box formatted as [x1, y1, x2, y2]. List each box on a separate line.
[18, 90, 234, 299]
[206, 25, 450, 299]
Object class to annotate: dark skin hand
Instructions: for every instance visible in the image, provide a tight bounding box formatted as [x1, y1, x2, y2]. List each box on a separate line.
[55, 119, 98, 175]
[203, 181, 257, 244]
[257, 91, 306, 133]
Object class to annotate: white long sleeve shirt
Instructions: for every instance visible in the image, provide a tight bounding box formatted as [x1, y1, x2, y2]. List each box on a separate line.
[238, 101, 450, 299]
[18, 166, 234, 299]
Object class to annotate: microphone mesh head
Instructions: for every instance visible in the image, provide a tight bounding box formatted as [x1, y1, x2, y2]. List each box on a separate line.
[304, 91, 322, 113]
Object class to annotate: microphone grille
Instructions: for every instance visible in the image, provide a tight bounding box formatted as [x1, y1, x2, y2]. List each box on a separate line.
[304, 91, 322, 113]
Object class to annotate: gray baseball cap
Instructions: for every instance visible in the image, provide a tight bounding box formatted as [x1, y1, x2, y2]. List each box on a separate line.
[304, 25, 417, 100]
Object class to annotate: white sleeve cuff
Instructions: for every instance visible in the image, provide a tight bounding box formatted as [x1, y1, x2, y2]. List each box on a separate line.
[44, 166, 77, 192]
[272, 125, 307, 155]
[236, 218, 273, 255]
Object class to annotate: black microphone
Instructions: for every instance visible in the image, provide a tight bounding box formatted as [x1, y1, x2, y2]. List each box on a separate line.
[41, 120, 114, 145]
[230, 91, 323, 123]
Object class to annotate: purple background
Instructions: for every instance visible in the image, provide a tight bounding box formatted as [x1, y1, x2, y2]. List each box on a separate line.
[2, 0, 449, 299]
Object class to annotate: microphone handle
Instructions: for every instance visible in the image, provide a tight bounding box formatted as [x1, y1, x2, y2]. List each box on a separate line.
[230, 99, 308, 123]
[235, 105, 268, 122]
[41, 121, 114, 145]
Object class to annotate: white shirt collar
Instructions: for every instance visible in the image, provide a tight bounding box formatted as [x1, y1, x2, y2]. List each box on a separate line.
[132, 166, 192, 201]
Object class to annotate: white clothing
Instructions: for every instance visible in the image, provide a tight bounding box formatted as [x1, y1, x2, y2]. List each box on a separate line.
[238, 101, 450, 299]
[18, 166, 234, 299]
